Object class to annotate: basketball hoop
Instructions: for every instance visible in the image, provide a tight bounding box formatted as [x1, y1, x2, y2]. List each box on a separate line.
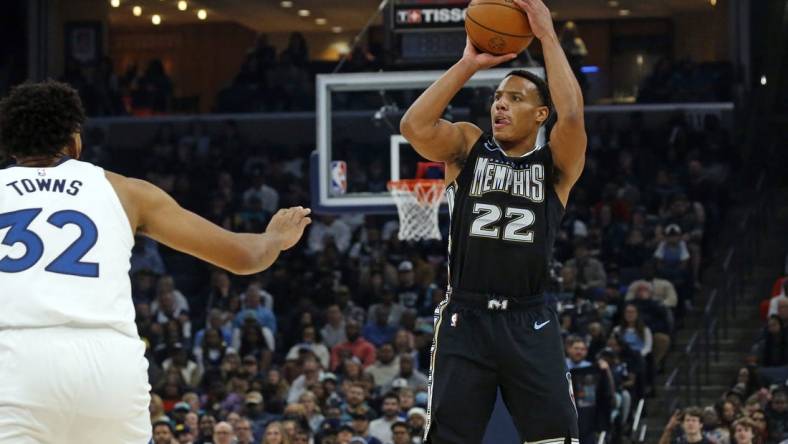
[388, 178, 444, 242]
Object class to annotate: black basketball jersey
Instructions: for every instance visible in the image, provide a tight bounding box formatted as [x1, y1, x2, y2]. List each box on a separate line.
[446, 133, 565, 302]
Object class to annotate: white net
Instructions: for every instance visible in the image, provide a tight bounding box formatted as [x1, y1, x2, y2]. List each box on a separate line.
[388, 179, 444, 242]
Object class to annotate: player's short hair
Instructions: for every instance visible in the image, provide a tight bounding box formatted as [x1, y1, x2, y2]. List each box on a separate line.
[0, 80, 85, 160]
[505, 70, 553, 112]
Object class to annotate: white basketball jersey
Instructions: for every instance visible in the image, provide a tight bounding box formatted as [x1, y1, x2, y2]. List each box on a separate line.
[0, 159, 137, 337]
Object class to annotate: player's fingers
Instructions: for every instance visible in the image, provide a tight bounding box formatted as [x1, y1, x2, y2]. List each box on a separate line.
[492, 53, 518, 64]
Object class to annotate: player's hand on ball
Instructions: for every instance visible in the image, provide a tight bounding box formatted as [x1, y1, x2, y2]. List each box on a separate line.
[266, 206, 312, 250]
[462, 37, 517, 71]
[514, 0, 556, 40]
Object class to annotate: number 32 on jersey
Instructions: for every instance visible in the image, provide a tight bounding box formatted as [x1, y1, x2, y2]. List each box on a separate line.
[0, 208, 99, 277]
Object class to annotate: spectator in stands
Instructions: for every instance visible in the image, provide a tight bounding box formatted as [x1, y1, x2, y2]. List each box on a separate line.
[363, 306, 398, 347]
[388, 353, 428, 392]
[565, 242, 607, 296]
[768, 280, 788, 317]
[335, 286, 366, 325]
[330, 320, 376, 371]
[565, 335, 614, 444]
[626, 260, 679, 311]
[628, 281, 672, 369]
[322, 304, 348, 349]
[243, 167, 279, 215]
[242, 390, 274, 440]
[287, 325, 330, 369]
[369, 393, 401, 444]
[749, 410, 768, 444]
[559, 21, 589, 97]
[281, 32, 309, 68]
[368, 288, 406, 328]
[234, 289, 277, 334]
[163, 343, 201, 387]
[754, 316, 788, 367]
[153, 420, 176, 444]
[654, 224, 691, 300]
[700, 407, 727, 444]
[613, 304, 653, 358]
[263, 421, 290, 444]
[365, 343, 400, 389]
[298, 390, 324, 433]
[732, 417, 756, 444]
[351, 409, 383, 444]
[134, 59, 173, 113]
[197, 414, 217, 444]
[395, 260, 425, 310]
[659, 407, 710, 444]
[391, 420, 412, 444]
[213, 421, 235, 444]
[340, 383, 374, 421]
[408, 408, 427, 443]
[308, 215, 353, 254]
[235, 418, 255, 444]
[288, 354, 324, 404]
[766, 389, 788, 443]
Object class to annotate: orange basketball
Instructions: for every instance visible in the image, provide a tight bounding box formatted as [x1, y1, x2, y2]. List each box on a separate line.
[465, 0, 534, 55]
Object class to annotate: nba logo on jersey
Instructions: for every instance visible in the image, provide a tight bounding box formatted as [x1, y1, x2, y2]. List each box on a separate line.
[331, 160, 347, 196]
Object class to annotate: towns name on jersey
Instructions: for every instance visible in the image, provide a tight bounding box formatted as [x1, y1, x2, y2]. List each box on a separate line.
[469, 157, 544, 202]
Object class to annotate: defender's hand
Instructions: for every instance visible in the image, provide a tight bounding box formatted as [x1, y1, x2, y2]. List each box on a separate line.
[514, 0, 557, 41]
[461, 37, 517, 71]
[266, 206, 312, 251]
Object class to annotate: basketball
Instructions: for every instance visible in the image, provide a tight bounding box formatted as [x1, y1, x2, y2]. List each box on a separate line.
[465, 0, 534, 55]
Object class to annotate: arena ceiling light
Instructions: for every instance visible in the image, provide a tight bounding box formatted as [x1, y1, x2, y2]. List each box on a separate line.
[280, 1, 293, 8]
[152, 14, 162, 25]
[315, 17, 327, 25]
[177, 1, 187, 11]
[132, 5, 142, 16]
[197, 9, 207, 20]
[607, 0, 619, 7]
[298, 9, 310, 17]
[618, 9, 630, 16]
[332, 26, 342, 33]
[110, 0, 120, 7]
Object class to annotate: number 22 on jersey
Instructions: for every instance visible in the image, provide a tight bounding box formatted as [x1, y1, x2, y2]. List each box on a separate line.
[0, 208, 99, 277]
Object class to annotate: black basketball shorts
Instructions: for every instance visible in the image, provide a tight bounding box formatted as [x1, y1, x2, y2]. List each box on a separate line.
[424, 294, 580, 444]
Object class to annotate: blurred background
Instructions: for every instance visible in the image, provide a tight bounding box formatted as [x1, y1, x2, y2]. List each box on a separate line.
[2, 1, 788, 444]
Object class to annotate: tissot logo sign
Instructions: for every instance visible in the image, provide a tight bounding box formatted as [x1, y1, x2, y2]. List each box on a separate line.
[393, 6, 467, 29]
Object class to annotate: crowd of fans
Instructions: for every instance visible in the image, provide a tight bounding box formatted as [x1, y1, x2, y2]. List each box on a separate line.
[654, 260, 788, 444]
[638, 58, 734, 103]
[60, 56, 174, 116]
[72, 103, 737, 444]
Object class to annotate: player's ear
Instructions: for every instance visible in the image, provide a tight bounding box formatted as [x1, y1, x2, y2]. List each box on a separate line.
[535, 106, 550, 125]
[66, 131, 82, 159]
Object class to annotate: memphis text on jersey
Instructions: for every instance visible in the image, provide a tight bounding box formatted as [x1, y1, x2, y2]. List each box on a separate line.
[468, 156, 545, 202]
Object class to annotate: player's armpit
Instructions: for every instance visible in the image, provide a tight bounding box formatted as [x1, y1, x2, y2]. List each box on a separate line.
[549, 113, 587, 204]
[120, 176, 285, 275]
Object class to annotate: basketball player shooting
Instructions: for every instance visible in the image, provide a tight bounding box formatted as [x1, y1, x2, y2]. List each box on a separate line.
[0, 81, 310, 443]
[400, 0, 586, 443]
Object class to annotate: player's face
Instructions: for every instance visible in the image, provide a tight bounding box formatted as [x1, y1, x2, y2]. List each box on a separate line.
[491, 76, 548, 144]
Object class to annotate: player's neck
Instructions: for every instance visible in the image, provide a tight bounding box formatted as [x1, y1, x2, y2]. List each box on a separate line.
[495, 133, 539, 157]
[13, 155, 65, 167]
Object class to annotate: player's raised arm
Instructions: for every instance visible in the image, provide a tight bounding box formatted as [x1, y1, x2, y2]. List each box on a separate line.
[399, 39, 516, 169]
[516, 0, 586, 203]
[109, 172, 311, 275]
